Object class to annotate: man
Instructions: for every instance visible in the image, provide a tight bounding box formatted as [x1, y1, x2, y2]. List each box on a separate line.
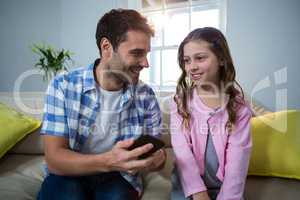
[38, 9, 166, 200]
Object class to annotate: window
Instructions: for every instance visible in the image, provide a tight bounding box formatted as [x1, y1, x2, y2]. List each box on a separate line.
[137, 0, 227, 90]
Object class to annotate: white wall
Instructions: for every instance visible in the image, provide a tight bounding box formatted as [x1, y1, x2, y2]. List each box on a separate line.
[0, 0, 62, 92]
[226, 0, 300, 110]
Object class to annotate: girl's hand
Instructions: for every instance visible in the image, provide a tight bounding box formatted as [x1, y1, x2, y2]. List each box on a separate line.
[192, 191, 211, 200]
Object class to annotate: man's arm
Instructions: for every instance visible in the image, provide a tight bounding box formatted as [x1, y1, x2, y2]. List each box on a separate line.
[43, 135, 156, 176]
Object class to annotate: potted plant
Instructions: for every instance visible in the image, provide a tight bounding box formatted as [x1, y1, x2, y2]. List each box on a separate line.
[32, 44, 74, 81]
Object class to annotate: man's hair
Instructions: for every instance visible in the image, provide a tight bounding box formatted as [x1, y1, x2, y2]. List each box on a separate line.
[96, 9, 154, 56]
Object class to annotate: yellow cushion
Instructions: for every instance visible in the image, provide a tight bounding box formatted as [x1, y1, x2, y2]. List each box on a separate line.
[248, 110, 300, 180]
[0, 103, 41, 158]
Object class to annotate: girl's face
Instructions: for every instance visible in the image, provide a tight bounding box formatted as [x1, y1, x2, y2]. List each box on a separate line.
[183, 40, 221, 87]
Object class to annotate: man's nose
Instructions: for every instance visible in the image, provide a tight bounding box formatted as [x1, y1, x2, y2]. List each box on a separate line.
[140, 57, 149, 68]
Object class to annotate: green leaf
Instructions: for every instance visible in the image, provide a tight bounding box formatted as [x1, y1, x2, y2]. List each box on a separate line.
[31, 43, 74, 81]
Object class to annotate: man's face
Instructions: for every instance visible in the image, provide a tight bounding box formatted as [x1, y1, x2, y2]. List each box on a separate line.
[107, 30, 151, 84]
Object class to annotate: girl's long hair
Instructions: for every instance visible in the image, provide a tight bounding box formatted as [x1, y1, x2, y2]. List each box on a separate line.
[175, 27, 244, 130]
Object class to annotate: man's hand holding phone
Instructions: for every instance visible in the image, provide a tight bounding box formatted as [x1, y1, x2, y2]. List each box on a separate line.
[138, 147, 166, 174]
[128, 135, 165, 159]
[127, 135, 166, 174]
[105, 135, 166, 175]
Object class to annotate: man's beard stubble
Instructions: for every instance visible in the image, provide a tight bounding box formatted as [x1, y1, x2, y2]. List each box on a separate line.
[106, 57, 132, 86]
[107, 54, 139, 85]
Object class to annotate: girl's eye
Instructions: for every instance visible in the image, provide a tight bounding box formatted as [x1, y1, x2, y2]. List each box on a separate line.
[183, 59, 190, 64]
[196, 56, 204, 60]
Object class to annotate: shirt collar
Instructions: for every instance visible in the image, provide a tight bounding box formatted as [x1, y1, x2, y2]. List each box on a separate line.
[191, 88, 229, 114]
[82, 59, 99, 93]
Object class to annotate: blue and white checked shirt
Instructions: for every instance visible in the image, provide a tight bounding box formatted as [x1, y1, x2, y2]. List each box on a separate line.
[41, 59, 162, 194]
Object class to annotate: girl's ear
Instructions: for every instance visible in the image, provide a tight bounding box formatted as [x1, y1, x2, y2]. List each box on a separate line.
[219, 58, 225, 66]
[100, 37, 113, 59]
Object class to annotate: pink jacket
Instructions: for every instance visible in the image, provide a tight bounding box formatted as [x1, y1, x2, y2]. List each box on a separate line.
[170, 89, 252, 200]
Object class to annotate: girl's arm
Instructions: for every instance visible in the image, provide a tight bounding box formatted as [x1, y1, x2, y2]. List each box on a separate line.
[170, 101, 207, 198]
[217, 106, 253, 200]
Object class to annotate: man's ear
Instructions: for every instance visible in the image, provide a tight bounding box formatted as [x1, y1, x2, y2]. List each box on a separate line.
[100, 37, 113, 59]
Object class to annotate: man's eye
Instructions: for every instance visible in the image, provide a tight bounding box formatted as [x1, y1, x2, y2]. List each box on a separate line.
[132, 52, 144, 57]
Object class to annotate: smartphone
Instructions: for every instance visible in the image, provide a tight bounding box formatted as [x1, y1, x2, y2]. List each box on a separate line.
[128, 135, 165, 159]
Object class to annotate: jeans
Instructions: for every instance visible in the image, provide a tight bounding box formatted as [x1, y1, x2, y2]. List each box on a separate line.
[171, 167, 247, 200]
[37, 172, 139, 200]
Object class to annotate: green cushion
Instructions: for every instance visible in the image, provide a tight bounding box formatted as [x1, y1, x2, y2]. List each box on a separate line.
[249, 110, 300, 180]
[0, 103, 41, 158]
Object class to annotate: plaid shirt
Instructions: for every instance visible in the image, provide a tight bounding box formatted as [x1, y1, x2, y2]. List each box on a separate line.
[41, 59, 162, 194]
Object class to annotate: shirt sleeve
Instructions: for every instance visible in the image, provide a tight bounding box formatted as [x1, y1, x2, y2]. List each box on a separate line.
[143, 89, 162, 138]
[217, 106, 253, 200]
[170, 100, 207, 198]
[40, 76, 69, 137]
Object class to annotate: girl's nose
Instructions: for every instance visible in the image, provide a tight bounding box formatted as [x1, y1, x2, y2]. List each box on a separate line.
[189, 62, 198, 71]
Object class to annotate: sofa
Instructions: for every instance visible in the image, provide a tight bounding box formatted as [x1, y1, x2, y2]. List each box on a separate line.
[0, 92, 300, 200]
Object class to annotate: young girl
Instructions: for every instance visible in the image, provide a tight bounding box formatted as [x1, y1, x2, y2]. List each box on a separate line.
[170, 27, 252, 200]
